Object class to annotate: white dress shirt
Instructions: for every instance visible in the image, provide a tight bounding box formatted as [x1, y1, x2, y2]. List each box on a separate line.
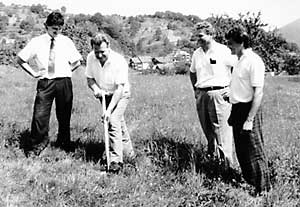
[190, 41, 237, 88]
[230, 48, 265, 104]
[85, 49, 130, 95]
[18, 33, 82, 79]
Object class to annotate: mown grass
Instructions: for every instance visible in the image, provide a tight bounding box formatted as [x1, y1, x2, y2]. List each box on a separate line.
[0, 65, 300, 206]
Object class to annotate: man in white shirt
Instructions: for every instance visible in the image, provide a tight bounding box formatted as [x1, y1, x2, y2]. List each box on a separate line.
[226, 26, 270, 194]
[17, 12, 82, 156]
[189, 21, 236, 167]
[85, 33, 134, 173]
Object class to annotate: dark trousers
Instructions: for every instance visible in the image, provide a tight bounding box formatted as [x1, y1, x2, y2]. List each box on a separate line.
[30, 78, 73, 146]
[229, 102, 270, 193]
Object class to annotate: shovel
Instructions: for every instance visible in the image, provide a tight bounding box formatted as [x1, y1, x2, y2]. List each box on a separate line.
[101, 91, 110, 171]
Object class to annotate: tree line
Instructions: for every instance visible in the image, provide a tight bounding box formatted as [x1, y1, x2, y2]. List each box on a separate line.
[0, 5, 299, 75]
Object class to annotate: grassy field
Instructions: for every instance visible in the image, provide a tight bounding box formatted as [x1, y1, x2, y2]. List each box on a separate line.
[0, 65, 300, 206]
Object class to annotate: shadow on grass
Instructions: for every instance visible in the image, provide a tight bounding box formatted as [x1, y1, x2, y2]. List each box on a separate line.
[70, 139, 106, 164]
[143, 131, 243, 186]
[4, 126, 106, 164]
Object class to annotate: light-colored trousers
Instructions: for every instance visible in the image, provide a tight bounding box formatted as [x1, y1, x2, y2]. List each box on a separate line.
[195, 87, 233, 165]
[107, 95, 134, 163]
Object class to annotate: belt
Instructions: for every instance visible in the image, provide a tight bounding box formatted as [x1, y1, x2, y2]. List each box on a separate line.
[199, 86, 228, 91]
[40, 77, 70, 81]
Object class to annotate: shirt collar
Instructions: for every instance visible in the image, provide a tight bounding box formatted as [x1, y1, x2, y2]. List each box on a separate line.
[240, 48, 253, 60]
[46, 33, 60, 41]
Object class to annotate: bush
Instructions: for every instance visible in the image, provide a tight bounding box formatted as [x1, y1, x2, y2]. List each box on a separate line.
[174, 61, 190, 75]
[282, 53, 300, 75]
[19, 19, 35, 32]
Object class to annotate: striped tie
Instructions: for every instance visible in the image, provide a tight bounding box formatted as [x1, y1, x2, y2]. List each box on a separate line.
[48, 37, 55, 75]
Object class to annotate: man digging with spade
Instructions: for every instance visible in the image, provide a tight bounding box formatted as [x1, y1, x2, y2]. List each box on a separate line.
[85, 33, 134, 173]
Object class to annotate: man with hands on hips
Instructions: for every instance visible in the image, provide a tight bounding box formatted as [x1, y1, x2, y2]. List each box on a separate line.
[16, 11, 82, 156]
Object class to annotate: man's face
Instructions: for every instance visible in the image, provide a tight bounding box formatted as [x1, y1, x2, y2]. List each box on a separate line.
[227, 38, 243, 55]
[46, 25, 62, 38]
[94, 42, 109, 62]
[193, 31, 212, 49]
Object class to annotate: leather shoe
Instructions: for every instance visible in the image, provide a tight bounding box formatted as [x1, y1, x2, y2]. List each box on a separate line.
[108, 162, 123, 174]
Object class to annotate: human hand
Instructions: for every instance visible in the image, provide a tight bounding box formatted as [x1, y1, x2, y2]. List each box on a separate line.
[102, 109, 111, 122]
[94, 88, 108, 99]
[194, 88, 200, 99]
[242, 120, 253, 131]
[33, 68, 46, 78]
[93, 87, 103, 98]
[221, 91, 230, 103]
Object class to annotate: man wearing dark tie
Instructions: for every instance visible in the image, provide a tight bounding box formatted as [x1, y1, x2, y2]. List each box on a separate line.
[16, 11, 82, 156]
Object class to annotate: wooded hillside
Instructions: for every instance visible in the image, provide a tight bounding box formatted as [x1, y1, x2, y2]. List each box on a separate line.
[1, 3, 300, 74]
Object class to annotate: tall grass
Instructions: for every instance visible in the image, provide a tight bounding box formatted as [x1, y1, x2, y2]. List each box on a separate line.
[0, 65, 300, 206]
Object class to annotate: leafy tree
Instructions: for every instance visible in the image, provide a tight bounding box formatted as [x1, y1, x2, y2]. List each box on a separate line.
[72, 13, 90, 25]
[127, 16, 141, 37]
[19, 16, 35, 32]
[154, 28, 162, 41]
[0, 15, 9, 32]
[167, 22, 178, 30]
[30, 4, 44, 14]
[282, 53, 300, 75]
[90, 12, 105, 29]
[177, 38, 196, 54]
[162, 36, 174, 54]
[61, 24, 92, 64]
[61, 6, 66, 13]
[136, 37, 147, 54]
[204, 12, 298, 73]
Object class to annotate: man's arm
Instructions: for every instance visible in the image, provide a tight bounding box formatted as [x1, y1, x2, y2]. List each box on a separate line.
[189, 71, 197, 91]
[70, 60, 82, 72]
[247, 86, 263, 121]
[243, 86, 263, 130]
[16, 56, 42, 78]
[106, 84, 124, 113]
[87, 77, 104, 98]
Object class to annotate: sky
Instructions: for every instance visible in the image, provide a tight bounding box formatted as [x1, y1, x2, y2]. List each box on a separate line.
[1, 0, 300, 28]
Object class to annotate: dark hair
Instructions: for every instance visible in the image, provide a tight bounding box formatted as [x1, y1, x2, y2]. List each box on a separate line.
[45, 12, 64, 26]
[194, 21, 215, 36]
[225, 26, 250, 48]
[90, 33, 110, 48]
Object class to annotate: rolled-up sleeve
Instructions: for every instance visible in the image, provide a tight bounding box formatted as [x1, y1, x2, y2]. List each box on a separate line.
[85, 53, 94, 79]
[18, 39, 35, 62]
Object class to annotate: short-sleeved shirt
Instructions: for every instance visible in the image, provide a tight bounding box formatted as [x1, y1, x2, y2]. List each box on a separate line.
[85, 49, 130, 95]
[190, 41, 237, 88]
[230, 48, 265, 104]
[18, 33, 82, 79]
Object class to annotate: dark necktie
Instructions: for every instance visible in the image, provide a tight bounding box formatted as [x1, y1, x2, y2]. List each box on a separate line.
[48, 37, 55, 75]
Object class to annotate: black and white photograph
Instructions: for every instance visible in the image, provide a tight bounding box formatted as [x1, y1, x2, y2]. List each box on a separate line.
[0, 0, 300, 206]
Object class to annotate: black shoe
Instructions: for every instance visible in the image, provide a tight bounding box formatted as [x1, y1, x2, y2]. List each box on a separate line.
[108, 162, 123, 174]
[25, 140, 49, 157]
[53, 140, 74, 152]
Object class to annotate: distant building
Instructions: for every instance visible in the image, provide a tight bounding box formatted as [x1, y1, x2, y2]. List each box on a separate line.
[0, 36, 15, 45]
[173, 50, 191, 63]
[129, 56, 153, 70]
